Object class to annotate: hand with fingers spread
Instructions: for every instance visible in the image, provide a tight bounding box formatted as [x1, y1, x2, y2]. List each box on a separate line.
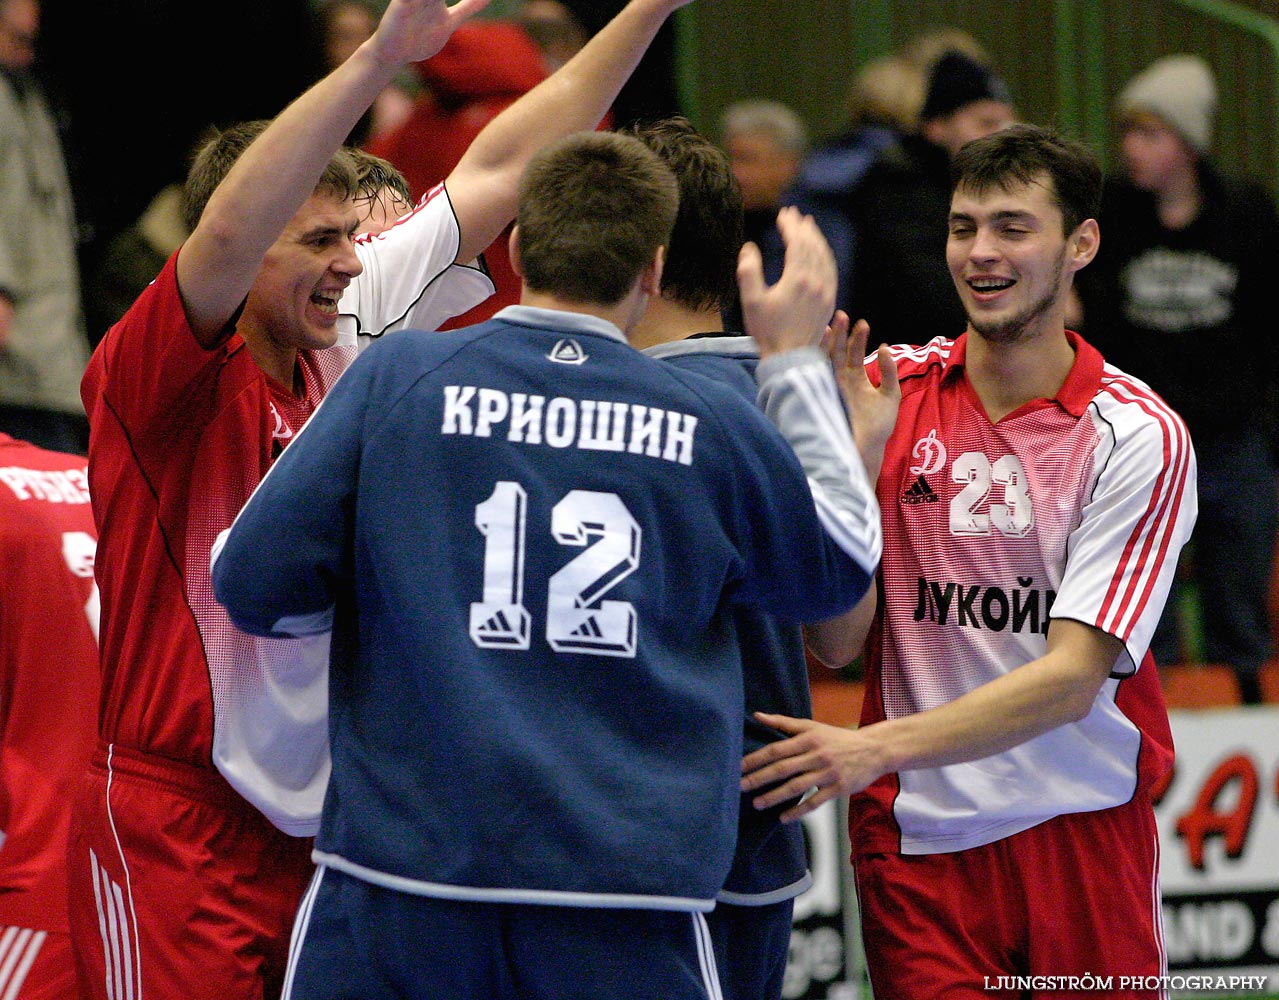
[738, 206, 837, 358]
[822, 315, 901, 481]
[368, 0, 493, 69]
[740, 712, 891, 823]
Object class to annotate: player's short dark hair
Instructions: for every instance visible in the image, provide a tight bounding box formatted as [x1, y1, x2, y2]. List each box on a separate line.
[348, 147, 414, 207]
[950, 123, 1101, 235]
[182, 119, 361, 232]
[628, 117, 744, 314]
[516, 131, 679, 306]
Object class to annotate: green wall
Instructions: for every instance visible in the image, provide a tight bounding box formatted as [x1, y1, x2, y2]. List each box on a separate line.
[678, 0, 1279, 197]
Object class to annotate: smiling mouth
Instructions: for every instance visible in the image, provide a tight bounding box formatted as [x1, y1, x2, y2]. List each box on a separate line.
[311, 291, 341, 316]
[968, 277, 1016, 293]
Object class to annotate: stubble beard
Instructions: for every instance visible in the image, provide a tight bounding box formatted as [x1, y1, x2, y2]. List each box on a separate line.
[966, 255, 1066, 346]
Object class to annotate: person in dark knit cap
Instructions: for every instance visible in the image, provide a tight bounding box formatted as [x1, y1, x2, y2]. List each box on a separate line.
[843, 47, 1015, 349]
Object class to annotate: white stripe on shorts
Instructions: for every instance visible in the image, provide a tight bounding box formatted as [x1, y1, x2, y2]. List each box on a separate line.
[692, 912, 724, 1000]
[0, 926, 45, 1000]
[282, 864, 326, 1000]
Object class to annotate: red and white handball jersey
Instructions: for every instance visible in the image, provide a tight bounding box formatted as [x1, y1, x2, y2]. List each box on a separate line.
[0, 434, 98, 931]
[851, 332, 1196, 856]
[81, 189, 490, 835]
[315, 182, 493, 382]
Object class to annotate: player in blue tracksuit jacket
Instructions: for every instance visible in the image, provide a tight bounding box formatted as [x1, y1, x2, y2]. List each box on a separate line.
[212, 131, 880, 1000]
[630, 118, 880, 1000]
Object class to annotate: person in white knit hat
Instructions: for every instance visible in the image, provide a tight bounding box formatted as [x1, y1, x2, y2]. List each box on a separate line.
[1117, 53, 1217, 157]
[1075, 53, 1279, 705]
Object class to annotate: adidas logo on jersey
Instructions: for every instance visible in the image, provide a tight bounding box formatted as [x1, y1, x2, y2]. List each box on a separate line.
[548, 339, 589, 365]
[901, 474, 939, 505]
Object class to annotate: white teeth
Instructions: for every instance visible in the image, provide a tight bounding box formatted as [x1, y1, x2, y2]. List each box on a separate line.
[311, 293, 339, 315]
[971, 278, 1013, 291]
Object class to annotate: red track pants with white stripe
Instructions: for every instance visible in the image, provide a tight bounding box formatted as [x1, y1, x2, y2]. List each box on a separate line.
[66, 744, 313, 1000]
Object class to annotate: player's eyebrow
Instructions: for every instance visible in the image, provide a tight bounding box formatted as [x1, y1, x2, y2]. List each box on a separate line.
[949, 209, 1038, 225]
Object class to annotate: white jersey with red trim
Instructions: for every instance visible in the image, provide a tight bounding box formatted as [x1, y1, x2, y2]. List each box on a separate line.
[310, 182, 494, 389]
[852, 332, 1196, 855]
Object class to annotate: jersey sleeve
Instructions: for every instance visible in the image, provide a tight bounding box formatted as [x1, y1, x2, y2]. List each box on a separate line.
[710, 347, 878, 622]
[1050, 390, 1197, 674]
[754, 346, 882, 575]
[85, 251, 232, 430]
[345, 184, 495, 349]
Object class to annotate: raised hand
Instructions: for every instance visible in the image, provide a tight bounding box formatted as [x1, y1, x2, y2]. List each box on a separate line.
[823, 316, 900, 480]
[738, 206, 837, 358]
[368, 0, 492, 69]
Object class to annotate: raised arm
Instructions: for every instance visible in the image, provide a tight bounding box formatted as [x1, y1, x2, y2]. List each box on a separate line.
[177, 0, 488, 344]
[804, 315, 898, 667]
[739, 207, 882, 579]
[444, 0, 691, 264]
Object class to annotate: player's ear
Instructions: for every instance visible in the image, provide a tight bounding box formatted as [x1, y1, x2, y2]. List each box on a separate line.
[639, 245, 665, 297]
[508, 225, 524, 278]
[1068, 218, 1099, 272]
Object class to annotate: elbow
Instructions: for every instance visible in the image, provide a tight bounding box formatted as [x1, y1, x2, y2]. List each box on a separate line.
[804, 629, 863, 671]
[1061, 695, 1095, 726]
[1060, 668, 1111, 724]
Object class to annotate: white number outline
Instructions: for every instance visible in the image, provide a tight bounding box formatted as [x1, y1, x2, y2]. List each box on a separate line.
[469, 482, 641, 658]
[949, 452, 1033, 538]
[61, 530, 99, 642]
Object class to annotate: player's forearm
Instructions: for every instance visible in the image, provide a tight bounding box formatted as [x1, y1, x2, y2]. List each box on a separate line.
[865, 624, 1116, 773]
[199, 44, 400, 264]
[804, 589, 876, 669]
[756, 347, 881, 576]
[467, 0, 680, 165]
[448, 0, 684, 259]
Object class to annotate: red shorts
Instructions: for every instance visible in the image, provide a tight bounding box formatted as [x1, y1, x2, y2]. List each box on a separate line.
[0, 928, 75, 999]
[66, 744, 315, 1000]
[853, 796, 1166, 1000]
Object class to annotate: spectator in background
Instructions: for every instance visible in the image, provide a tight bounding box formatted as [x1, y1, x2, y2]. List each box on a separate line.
[1075, 55, 1278, 704]
[853, 46, 1013, 348]
[721, 99, 806, 288]
[720, 98, 852, 328]
[367, 19, 548, 327]
[0, 432, 99, 999]
[84, 166, 191, 347]
[814, 39, 1013, 350]
[513, 0, 592, 71]
[316, 0, 419, 145]
[0, 0, 90, 454]
[787, 54, 926, 316]
[722, 98, 807, 228]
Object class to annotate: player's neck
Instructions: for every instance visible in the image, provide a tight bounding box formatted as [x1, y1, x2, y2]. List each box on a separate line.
[628, 296, 723, 351]
[520, 286, 649, 339]
[963, 321, 1076, 422]
[243, 331, 302, 394]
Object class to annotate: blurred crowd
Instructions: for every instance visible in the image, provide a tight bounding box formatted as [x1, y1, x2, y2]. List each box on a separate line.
[5, 0, 1275, 699]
